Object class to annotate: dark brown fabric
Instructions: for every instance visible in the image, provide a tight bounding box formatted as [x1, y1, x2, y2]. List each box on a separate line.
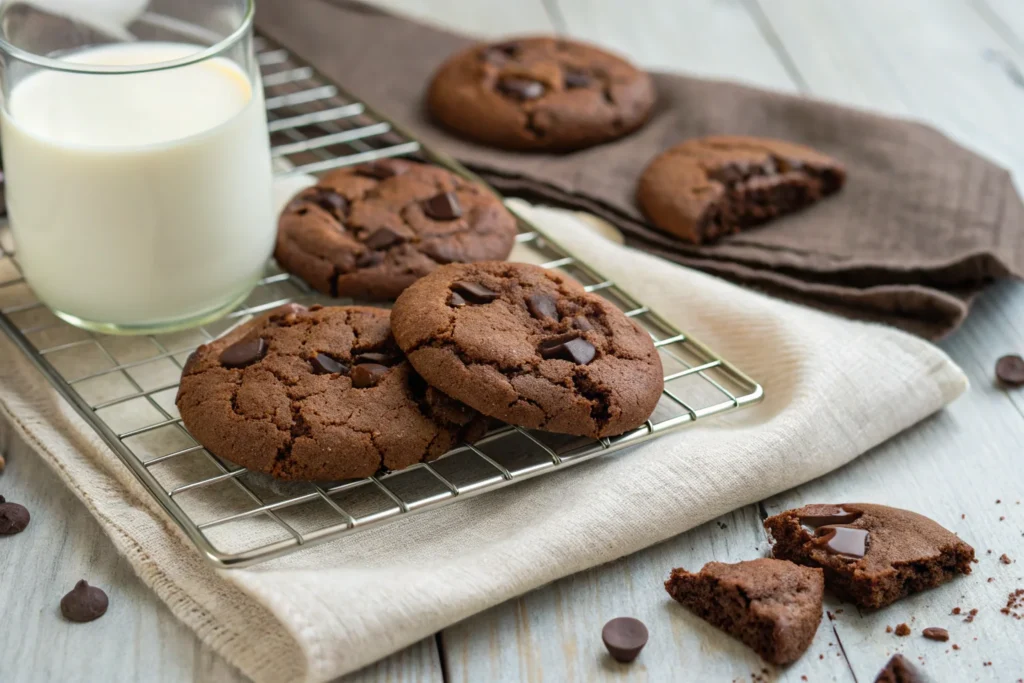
[255, 0, 1024, 339]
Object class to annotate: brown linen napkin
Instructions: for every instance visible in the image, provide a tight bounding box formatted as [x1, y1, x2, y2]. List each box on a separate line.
[255, 0, 1024, 339]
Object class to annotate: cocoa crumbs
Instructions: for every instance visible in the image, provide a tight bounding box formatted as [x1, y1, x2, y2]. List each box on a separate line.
[895, 623, 911, 636]
[1001, 554, 1013, 564]
[886, 625, 893, 633]
[964, 608, 978, 623]
[1002, 588, 1024, 619]
[951, 607, 961, 614]
[953, 644, 960, 650]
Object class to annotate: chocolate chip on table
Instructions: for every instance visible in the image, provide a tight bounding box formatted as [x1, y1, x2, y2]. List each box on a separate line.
[922, 627, 949, 641]
[362, 226, 404, 250]
[526, 293, 559, 321]
[355, 162, 401, 180]
[538, 333, 597, 365]
[996, 354, 1024, 386]
[353, 352, 391, 365]
[422, 192, 463, 221]
[310, 353, 347, 376]
[60, 580, 108, 623]
[351, 363, 389, 388]
[219, 338, 267, 368]
[0, 495, 30, 535]
[497, 76, 545, 101]
[816, 526, 868, 558]
[875, 654, 922, 682]
[563, 69, 592, 88]
[601, 617, 648, 663]
[451, 281, 499, 304]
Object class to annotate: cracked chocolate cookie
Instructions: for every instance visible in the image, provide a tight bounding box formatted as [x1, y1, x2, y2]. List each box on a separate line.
[390, 262, 663, 438]
[764, 503, 975, 609]
[427, 36, 656, 151]
[175, 304, 487, 481]
[275, 159, 517, 300]
[637, 136, 846, 244]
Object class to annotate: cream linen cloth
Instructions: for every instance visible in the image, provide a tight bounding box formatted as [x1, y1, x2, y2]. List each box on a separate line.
[0, 202, 967, 683]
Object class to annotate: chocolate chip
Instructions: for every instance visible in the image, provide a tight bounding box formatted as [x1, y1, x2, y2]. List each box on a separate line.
[356, 251, 384, 268]
[996, 354, 1024, 386]
[452, 281, 499, 304]
[353, 352, 391, 365]
[497, 77, 545, 101]
[526, 293, 559, 321]
[310, 353, 347, 375]
[362, 226, 404, 250]
[219, 338, 267, 368]
[355, 162, 400, 180]
[0, 495, 30, 535]
[922, 627, 949, 642]
[539, 334, 596, 365]
[573, 316, 595, 332]
[351, 363, 389, 388]
[816, 526, 869, 558]
[422, 192, 463, 221]
[60, 580, 108, 623]
[313, 188, 349, 219]
[449, 291, 466, 307]
[563, 70, 592, 88]
[799, 507, 863, 527]
[875, 654, 921, 682]
[601, 617, 648, 663]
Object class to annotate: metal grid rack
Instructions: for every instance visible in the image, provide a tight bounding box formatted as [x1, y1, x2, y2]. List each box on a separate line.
[0, 36, 763, 569]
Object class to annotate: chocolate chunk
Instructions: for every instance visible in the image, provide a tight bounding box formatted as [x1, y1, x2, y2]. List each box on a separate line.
[601, 617, 648, 663]
[353, 352, 391, 365]
[449, 291, 466, 307]
[996, 354, 1024, 386]
[539, 334, 596, 365]
[799, 507, 863, 528]
[526, 293, 559, 321]
[355, 162, 400, 180]
[422, 192, 463, 221]
[219, 338, 267, 368]
[0, 495, 30, 535]
[452, 281, 499, 304]
[573, 316, 595, 332]
[497, 77, 545, 101]
[894, 623, 911, 637]
[356, 250, 384, 268]
[310, 353, 347, 376]
[816, 526, 869, 558]
[313, 188, 349, 219]
[922, 627, 949, 642]
[351, 363, 389, 388]
[875, 654, 922, 682]
[60, 580, 108, 623]
[362, 226, 404, 250]
[563, 70, 592, 88]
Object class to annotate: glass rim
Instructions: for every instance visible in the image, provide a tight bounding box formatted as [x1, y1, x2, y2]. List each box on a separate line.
[0, 0, 255, 74]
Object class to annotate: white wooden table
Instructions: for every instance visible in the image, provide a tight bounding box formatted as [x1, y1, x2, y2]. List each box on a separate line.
[3, 1, 1024, 681]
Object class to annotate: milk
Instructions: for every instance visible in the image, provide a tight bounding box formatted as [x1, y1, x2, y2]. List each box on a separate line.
[1, 42, 274, 329]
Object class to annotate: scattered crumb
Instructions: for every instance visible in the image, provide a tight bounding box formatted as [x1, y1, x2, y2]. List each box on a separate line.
[835, 609, 844, 614]
[962, 513, 966, 519]
[1002, 588, 1024, 619]
[984, 661, 993, 666]
[819, 654, 824, 660]
[988, 550, 993, 554]
[717, 521, 728, 530]
[827, 611, 834, 621]
[886, 625, 894, 633]
[1001, 554, 1013, 565]
[801, 677, 807, 682]
[952, 607, 962, 615]
[1001, 516, 1006, 521]
[953, 644, 961, 650]
[989, 577, 996, 583]
[997, 499, 1002, 504]
[964, 608, 978, 623]
[895, 623, 912, 636]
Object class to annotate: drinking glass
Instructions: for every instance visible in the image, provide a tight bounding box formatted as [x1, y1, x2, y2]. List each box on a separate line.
[0, 0, 274, 334]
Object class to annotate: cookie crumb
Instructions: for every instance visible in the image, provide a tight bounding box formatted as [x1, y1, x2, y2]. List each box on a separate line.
[895, 623, 911, 636]
[1001, 516, 1006, 521]
[964, 608, 978, 623]
[989, 577, 996, 583]
[835, 609, 844, 614]
[997, 499, 1002, 504]
[1001, 554, 1012, 565]
[953, 643, 961, 650]
[1002, 588, 1024, 619]
[952, 607, 962, 615]
[886, 625, 894, 633]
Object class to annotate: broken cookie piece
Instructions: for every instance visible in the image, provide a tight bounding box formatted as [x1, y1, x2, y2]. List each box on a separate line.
[665, 558, 824, 665]
[764, 503, 974, 609]
[637, 135, 845, 244]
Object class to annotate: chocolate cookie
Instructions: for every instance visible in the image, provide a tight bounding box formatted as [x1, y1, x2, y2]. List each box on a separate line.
[275, 159, 517, 300]
[764, 503, 975, 609]
[176, 304, 487, 481]
[390, 262, 663, 438]
[637, 136, 846, 244]
[427, 37, 656, 151]
[665, 559, 824, 665]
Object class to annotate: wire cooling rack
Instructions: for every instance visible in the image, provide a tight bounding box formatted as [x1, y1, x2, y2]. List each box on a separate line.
[0, 35, 763, 568]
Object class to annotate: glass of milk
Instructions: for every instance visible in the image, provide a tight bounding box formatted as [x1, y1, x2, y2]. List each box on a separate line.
[0, 0, 275, 334]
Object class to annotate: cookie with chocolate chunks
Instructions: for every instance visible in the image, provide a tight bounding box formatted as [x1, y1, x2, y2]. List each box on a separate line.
[275, 159, 517, 300]
[176, 304, 487, 481]
[763, 503, 974, 609]
[390, 262, 663, 438]
[427, 36, 656, 151]
[637, 136, 846, 245]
